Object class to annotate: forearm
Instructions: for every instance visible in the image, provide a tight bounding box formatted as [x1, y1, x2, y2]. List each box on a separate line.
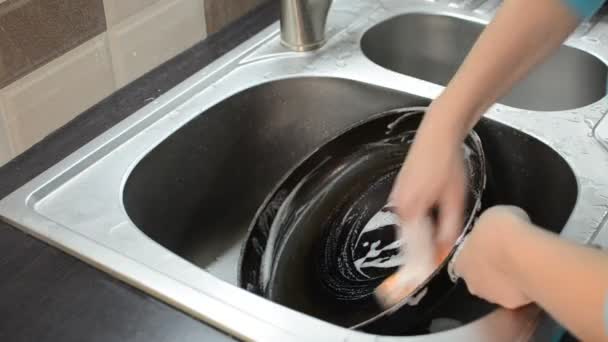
[420, 0, 580, 141]
[505, 222, 608, 341]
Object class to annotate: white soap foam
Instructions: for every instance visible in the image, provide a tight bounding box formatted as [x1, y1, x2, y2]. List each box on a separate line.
[353, 206, 403, 277]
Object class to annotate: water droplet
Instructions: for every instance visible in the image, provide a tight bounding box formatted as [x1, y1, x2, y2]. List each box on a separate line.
[594, 204, 608, 211]
[584, 36, 600, 43]
[369, 9, 386, 21]
[566, 116, 580, 123]
[585, 118, 595, 129]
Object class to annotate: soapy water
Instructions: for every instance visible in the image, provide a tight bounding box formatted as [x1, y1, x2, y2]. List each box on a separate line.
[353, 238, 402, 274]
[353, 207, 403, 277]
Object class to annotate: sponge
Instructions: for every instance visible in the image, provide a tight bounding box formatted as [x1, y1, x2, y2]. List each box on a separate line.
[374, 216, 439, 309]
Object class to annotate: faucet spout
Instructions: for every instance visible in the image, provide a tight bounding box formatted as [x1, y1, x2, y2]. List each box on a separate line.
[281, 0, 333, 51]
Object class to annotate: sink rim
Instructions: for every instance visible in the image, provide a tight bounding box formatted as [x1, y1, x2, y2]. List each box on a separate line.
[1, 0, 608, 341]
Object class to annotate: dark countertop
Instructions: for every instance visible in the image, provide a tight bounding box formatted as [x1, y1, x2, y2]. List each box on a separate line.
[0, 2, 278, 341]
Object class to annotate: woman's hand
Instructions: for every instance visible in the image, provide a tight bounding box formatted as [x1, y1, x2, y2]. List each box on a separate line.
[454, 205, 608, 341]
[453, 205, 532, 309]
[390, 114, 467, 260]
[389, 0, 581, 273]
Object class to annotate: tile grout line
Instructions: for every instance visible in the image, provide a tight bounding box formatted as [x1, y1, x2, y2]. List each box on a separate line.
[0, 92, 16, 158]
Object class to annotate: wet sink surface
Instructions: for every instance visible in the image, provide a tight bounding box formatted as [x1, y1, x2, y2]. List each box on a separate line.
[361, 13, 608, 111]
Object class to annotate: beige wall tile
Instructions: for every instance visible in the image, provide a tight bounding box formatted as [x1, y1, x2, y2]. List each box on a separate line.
[0, 0, 107, 88]
[204, 0, 267, 34]
[103, 0, 162, 27]
[0, 34, 115, 154]
[0, 98, 13, 166]
[108, 0, 206, 88]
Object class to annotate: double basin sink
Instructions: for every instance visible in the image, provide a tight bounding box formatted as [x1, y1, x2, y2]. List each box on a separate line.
[3, 0, 608, 340]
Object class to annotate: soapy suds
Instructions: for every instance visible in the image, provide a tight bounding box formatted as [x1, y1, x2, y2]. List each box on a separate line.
[353, 239, 403, 273]
[357, 208, 399, 237]
[405, 286, 428, 306]
[353, 207, 403, 277]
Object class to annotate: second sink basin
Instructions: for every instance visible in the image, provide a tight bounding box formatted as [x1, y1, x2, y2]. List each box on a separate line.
[361, 13, 608, 111]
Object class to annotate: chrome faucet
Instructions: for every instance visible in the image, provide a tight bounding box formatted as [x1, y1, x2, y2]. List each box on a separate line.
[281, 0, 333, 51]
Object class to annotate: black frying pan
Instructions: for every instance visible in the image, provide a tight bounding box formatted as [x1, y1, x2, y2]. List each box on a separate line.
[238, 107, 486, 335]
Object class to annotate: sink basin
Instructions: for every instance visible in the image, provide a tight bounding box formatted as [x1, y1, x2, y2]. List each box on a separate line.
[123, 77, 577, 335]
[124, 78, 428, 286]
[361, 13, 608, 111]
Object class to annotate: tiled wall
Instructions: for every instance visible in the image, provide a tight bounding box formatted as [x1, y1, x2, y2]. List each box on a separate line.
[0, 0, 271, 166]
[0, 0, 107, 89]
[205, 0, 269, 34]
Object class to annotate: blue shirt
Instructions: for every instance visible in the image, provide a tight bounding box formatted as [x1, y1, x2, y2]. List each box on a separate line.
[564, 0, 606, 18]
[553, 2, 607, 338]
[510, 1, 606, 341]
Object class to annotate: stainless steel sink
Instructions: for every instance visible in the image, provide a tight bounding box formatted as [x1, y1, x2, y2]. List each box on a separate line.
[2, 0, 608, 341]
[361, 13, 608, 111]
[121, 77, 578, 336]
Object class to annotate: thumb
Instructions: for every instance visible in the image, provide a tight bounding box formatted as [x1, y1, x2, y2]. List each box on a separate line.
[436, 174, 466, 258]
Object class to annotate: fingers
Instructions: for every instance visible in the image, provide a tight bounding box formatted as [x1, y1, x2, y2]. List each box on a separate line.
[451, 208, 532, 310]
[462, 274, 531, 310]
[374, 270, 419, 308]
[403, 216, 436, 268]
[375, 227, 436, 309]
[496, 205, 531, 222]
[436, 162, 466, 253]
[452, 236, 469, 284]
[500, 293, 532, 310]
[389, 143, 447, 223]
[389, 170, 435, 224]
